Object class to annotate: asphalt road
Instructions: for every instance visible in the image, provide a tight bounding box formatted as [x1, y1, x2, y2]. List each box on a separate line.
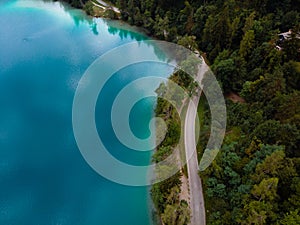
[184, 60, 208, 225]
[95, 0, 120, 13]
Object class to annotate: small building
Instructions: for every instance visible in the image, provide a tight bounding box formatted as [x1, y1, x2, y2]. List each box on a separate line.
[276, 29, 300, 50]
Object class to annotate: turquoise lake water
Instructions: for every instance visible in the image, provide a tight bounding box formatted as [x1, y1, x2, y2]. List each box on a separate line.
[0, 1, 172, 224]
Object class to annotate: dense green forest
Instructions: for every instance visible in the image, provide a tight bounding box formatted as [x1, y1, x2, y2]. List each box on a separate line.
[62, 0, 300, 224]
[105, 0, 300, 224]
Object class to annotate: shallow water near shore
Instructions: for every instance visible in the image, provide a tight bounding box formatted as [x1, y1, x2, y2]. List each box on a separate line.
[0, 1, 172, 224]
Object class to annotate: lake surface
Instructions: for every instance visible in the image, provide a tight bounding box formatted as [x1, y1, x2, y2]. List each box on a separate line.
[0, 1, 171, 224]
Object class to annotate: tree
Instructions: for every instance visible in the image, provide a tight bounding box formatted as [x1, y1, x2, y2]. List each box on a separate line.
[161, 200, 190, 225]
[252, 150, 285, 182]
[83, 1, 94, 15]
[177, 35, 198, 51]
[202, 7, 231, 61]
[162, 204, 178, 225]
[192, 6, 209, 39]
[213, 58, 237, 92]
[282, 61, 300, 91]
[153, 14, 170, 39]
[251, 178, 279, 202]
[279, 210, 300, 225]
[178, 1, 194, 33]
[241, 70, 286, 103]
[244, 201, 269, 225]
[239, 30, 255, 58]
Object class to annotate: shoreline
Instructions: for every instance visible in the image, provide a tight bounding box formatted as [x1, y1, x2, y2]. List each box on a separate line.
[59, 0, 192, 224]
[63, 1, 300, 225]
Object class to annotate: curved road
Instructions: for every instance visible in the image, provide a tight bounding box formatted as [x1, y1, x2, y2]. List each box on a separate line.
[88, 1, 205, 222]
[184, 60, 208, 225]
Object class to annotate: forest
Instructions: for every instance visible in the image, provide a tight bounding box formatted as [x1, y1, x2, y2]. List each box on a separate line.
[64, 0, 300, 224]
[109, 0, 300, 224]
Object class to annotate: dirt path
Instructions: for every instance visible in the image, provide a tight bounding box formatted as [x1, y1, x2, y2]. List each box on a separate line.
[179, 173, 190, 202]
[226, 92, 245, 103]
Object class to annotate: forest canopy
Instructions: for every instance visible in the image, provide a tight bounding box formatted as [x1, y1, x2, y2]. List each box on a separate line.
[107, 0, 300, 224]
[62, 0, 300, 224]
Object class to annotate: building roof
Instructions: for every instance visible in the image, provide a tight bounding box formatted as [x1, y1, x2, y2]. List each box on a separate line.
[278, 30, 300, 40]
